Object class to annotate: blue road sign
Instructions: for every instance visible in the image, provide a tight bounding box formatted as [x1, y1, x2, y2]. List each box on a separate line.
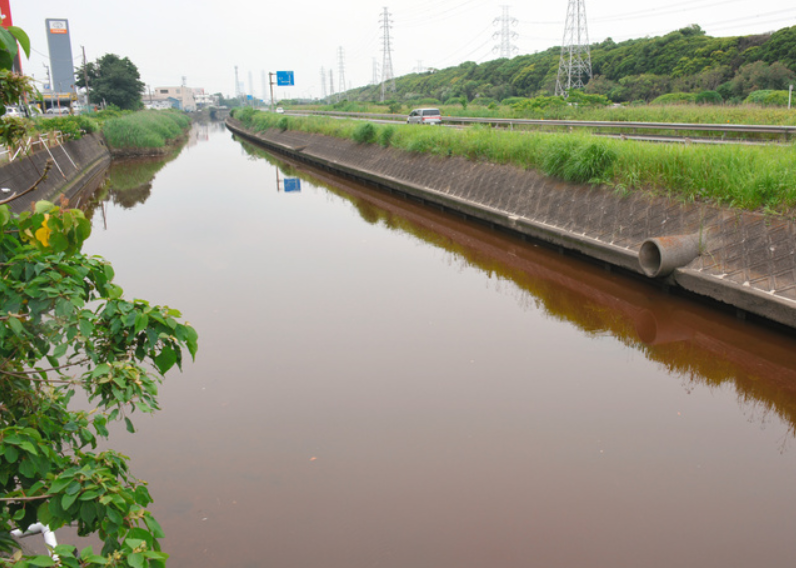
[283, 178, 301, 193]
[276, 71, 295, 86]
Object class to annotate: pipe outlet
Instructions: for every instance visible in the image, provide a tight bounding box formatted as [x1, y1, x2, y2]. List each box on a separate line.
[639, 234, 701, 278]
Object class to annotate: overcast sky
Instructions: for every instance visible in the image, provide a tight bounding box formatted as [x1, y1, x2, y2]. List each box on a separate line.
[12, 0, 796, 100]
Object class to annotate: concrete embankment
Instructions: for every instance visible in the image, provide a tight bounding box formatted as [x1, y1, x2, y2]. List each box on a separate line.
[226, 118, 796, 331]
[0, 132, 111, 214]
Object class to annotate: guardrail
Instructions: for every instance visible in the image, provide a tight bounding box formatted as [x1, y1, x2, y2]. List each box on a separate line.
[288, 110, 796, 142]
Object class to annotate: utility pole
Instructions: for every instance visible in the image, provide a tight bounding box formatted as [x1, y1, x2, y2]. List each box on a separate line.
[379, 6, 396, 102]
[493, 6, 518, 59]
[268, 72, 275, 110]
[234, 66, 241, 102]
[337, 47, 347, 99]
[555, 0, 592, 96]
[80, 46, 90, 105]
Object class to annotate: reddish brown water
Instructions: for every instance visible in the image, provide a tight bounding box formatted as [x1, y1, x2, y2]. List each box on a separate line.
[77, 123, 796, 568]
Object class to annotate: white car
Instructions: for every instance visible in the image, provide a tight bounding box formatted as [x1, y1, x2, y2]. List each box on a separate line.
[4, 106, 21, 118]
[406, 108, 442, 125]
[45, 107, 71, 116]
[275, 107, 285, 114]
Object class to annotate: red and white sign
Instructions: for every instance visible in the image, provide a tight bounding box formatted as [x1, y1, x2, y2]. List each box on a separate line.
[0, 0, 13, 28]
[49, 20, 68, 34]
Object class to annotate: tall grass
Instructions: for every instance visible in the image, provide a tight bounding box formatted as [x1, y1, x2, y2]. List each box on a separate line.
[102, 110, 191, 150]
[231, 109, 796, 215]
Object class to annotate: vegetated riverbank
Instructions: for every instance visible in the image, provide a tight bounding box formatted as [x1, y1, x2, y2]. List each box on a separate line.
[304, 100, 796, 126]
[99, 110, 191, 156]
[232, 107, 796, 217]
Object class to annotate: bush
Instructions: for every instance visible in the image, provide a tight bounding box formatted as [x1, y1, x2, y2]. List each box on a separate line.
[695, 90, 723, 104]
[277, 116, 289, 131]
[650, 92, 697, 105]
[352, 122, 377, 144]
[378, 125, 395, 147]
[744, 90, 776, 105]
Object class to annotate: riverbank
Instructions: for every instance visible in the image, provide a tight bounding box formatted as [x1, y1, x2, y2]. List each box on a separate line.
[0, 132, 111, 214]
[226, 117, 796, 330]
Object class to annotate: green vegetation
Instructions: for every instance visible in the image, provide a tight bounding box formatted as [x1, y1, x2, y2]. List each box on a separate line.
[2, 28, 196, 568]
[323, 25, 796, 107]
[76, 54, 145, 111]
[231, 109, 796, 215]
[101, 110, 191, 151]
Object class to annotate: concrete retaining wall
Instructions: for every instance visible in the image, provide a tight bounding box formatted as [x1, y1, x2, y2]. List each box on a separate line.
[0, 132, 111, 214]
[227, 118, 796, 330]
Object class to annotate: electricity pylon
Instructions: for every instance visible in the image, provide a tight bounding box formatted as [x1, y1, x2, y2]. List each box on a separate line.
[555, 0, 592, 96]
[380, 6, 396, 102]
[337, 47, 347, 96]
[493, 5, 518, 59]
[320, 67, 327, 100]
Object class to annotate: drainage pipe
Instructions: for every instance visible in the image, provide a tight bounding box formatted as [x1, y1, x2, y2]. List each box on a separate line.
[639, 234, 702, 278]
[10, 523, 59, 559]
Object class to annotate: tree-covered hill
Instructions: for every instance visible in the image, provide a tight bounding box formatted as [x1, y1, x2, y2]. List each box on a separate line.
[347, 24, 796, 104]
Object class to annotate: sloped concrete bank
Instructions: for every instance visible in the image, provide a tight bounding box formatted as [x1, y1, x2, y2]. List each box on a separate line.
[0, 132, 111, 214]
[226, 118, 796, 331]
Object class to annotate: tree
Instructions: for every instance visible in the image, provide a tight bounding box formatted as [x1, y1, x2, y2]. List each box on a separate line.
[2, 32, 197, 568]
[76, 54, 144, 111]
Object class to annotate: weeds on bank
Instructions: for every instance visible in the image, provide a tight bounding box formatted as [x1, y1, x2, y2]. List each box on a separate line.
[102, 110, 191, 149]
[231, 108, 796, 215]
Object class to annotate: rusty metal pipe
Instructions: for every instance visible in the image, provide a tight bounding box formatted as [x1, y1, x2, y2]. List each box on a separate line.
[639, 234, 701, 278]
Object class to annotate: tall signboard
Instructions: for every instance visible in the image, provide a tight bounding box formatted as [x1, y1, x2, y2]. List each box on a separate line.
[0, 0, 21, 73]
[45, 18, 76, 95]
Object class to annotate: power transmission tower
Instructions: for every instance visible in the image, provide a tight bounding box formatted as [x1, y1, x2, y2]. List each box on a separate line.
[329, 69, 335, 102]
[493, 6, 518, 59]
[379, 6, 395, 102]
[337, 47, 347, 97]
[555, 0, 592, 96]
[320, 67, 327, 100]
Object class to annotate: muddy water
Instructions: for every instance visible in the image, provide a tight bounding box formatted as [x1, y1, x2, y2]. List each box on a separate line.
[79, 123, 796, 568]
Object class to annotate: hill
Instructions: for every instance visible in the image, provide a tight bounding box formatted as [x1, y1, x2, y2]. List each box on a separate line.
[346, 24, 796, 105]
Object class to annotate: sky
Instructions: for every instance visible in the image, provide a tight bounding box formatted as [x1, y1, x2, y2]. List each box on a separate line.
[11, 0, 796, 101]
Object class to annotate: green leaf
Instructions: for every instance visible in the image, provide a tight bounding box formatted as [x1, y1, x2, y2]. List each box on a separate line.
[143, 514, 165, 539]
[7, 316, 25, 336]
[0, 27, 18, 59]
[0, 205, 10, 227]
[124, 417, 135, 434]
[134, 313, 149, 335]
[127, 552, 144, 568]
[26, 556, 56, 567]
[153, 346, 177, 374]
[62, 491, 78, 510]
[8, 26, 30, 58]
[4, 445, 19, 463]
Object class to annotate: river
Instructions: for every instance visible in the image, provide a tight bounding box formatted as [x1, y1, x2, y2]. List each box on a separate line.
[77, 121, 796, 568]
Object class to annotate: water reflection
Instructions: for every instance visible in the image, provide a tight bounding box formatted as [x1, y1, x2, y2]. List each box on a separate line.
[238, 138, 796, 442]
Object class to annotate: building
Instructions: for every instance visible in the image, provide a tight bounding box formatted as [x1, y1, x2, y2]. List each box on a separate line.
[150, 86, 196, 112]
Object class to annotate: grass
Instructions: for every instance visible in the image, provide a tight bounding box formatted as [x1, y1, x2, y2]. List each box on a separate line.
[231, 108, 796, 216]
[305, 101, 796, 127]
[101, 110, 191, 150]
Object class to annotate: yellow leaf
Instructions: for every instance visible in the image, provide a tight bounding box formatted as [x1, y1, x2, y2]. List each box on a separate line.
[35, 214, 51, 247]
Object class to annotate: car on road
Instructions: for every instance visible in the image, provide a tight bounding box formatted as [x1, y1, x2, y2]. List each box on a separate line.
[45, 107, 71, 116]
[275, 107, 284, 114]
[406, 108, 442, 125]
[4, 105, 21, 118]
